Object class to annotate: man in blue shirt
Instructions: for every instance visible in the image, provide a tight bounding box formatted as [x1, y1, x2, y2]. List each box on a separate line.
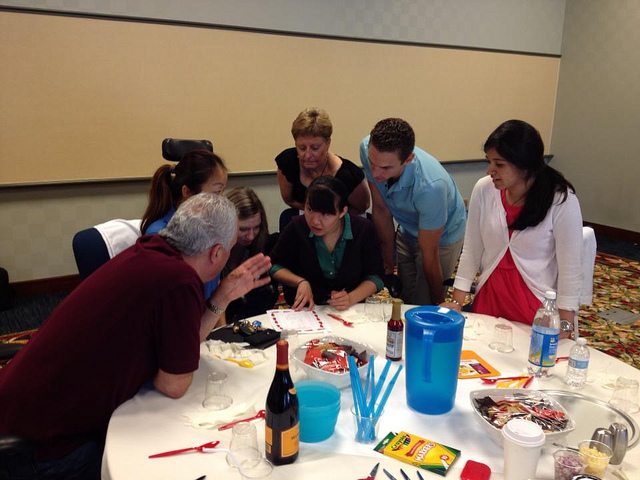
[360, 118, 466, 305]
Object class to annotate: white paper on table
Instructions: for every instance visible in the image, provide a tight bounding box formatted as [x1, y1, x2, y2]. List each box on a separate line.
[267, 309, 329, 333]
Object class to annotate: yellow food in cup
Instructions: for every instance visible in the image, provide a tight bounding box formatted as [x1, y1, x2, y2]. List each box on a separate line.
[579, 445, 610, 474]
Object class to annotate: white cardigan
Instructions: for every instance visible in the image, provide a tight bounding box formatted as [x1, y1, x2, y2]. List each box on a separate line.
[454, 175, 584, 312]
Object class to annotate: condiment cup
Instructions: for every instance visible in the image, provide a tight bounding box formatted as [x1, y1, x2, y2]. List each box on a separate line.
[553, 448, 584, 480]
[578, 439, 613, 477]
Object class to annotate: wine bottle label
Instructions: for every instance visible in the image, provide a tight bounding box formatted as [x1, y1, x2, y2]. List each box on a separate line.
[265, 427, 272, 455]
[280, 423, 299, 457]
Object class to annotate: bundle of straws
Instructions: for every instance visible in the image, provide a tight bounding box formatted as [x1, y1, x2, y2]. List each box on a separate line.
[348, 355, 403, 442]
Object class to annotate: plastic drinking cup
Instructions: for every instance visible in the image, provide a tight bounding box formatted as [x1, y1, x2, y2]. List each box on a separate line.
[226, 422, 259, 467]
[489, 323, 514, 353]
[297, 380, 340, 442]
[350, 405, 383, 444]
[202, 371, 232, 410]
[608, 377, 640, 414]
[238, 456, 273, 479]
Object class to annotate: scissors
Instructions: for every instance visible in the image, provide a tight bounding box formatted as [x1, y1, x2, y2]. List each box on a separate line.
[358, 462, 379, 480]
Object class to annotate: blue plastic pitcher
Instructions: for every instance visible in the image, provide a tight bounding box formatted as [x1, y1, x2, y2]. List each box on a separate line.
[405, 306, 465, 414]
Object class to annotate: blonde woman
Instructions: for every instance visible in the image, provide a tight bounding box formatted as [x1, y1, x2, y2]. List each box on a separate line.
[275, 108, 370, 229]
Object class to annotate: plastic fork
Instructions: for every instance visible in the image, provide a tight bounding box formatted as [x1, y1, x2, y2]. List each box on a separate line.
[148, 440, 220, 458]
[217, 409, 266, 431]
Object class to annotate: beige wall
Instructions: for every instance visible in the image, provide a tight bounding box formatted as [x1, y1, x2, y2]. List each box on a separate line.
[551, 0, 640, 232]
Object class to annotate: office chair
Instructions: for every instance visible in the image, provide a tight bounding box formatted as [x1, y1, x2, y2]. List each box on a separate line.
[72, 219, 142, 279]
[162, 138, 213, 161]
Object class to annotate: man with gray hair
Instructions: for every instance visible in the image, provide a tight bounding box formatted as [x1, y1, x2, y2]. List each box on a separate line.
[0, 193, 271, 480]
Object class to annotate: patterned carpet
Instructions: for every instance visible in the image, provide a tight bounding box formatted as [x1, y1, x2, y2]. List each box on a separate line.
[578, 253, 640, 369]
[1, 252, 639, 370]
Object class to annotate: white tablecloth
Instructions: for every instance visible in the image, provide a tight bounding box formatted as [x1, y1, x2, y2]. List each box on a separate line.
[102, 308, 640, 480]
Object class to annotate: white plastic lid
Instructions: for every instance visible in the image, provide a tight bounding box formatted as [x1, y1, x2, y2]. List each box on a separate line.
[576, 337, 587, 346]
[501, 418, 545, 447]
[544, 290, 557, 300]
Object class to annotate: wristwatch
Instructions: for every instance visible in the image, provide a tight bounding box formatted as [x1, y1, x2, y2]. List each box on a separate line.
[206, 300, 225, 316]
[560, 320, 573, 333]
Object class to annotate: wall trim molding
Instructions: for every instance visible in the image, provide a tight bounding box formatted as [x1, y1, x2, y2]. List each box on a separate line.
[584, 222, 640, 244]
[1, 6, 562, 59]
[11, 275, 81, 299]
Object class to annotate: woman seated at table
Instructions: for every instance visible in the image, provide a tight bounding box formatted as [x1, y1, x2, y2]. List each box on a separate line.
[275, 107, 370, 229]
[442, 120, 583, 334]
[140, 149, 228, 298]
[223, 187, 279, 323]
[270, 176, 384, 311]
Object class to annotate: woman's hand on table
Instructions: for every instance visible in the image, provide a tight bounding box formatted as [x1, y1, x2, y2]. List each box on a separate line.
[440, 301, 462, 312]
[293, 280, 315, 311]
[328, 290, 351, 311]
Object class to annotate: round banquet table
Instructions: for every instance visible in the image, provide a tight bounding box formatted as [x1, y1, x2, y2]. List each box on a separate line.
[102, 307, 640, 480]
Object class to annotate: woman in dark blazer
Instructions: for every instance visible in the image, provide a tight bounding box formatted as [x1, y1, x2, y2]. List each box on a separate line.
[270, 176, 384, 310]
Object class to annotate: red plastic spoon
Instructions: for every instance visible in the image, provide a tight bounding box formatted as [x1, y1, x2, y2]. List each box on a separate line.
[148, 440, 220, 458]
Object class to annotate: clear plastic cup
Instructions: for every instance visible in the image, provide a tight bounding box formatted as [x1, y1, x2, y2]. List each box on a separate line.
[578, 439, 613, 477]
[489, 323, 514, 353]
[553, 448, 584, 480]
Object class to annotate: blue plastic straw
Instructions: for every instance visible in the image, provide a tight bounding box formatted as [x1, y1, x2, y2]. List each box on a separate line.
[373, 363, 403, 419]
[348, 356, 362, 417]
[364, 355, 375, 404]
[368, 359, 391, 413]
[348, 356, 367, 416]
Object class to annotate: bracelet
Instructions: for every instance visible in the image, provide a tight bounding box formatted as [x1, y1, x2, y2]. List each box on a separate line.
[450, 298, 462, 307]
[296, 279, 308, 287]
[206, 300, 225, 315]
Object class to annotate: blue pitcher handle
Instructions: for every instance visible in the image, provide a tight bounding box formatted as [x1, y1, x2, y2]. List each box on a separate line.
[421, 328, 435, 383]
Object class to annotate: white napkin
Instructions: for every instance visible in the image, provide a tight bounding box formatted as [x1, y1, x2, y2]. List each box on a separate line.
[182, 401, 257, 430]
[203, 340, 268, 366]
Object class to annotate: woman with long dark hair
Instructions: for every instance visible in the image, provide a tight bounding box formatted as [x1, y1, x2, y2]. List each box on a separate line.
[141, 149, 228, 235]
[270, 176, 384, 310]
[141, 149, 228, 299]
[443, 120, 583, 332]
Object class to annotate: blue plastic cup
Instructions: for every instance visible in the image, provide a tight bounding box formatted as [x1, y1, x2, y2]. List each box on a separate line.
[297, 380, 341, 442]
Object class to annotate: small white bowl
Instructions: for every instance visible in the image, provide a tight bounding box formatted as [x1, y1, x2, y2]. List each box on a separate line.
[470, 388, 575, 446]
[291, 335, 377, 389]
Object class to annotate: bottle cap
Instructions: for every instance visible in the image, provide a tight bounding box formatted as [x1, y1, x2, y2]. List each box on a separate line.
[576, 337, 587, 346]
[544, 290, 557, 300]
